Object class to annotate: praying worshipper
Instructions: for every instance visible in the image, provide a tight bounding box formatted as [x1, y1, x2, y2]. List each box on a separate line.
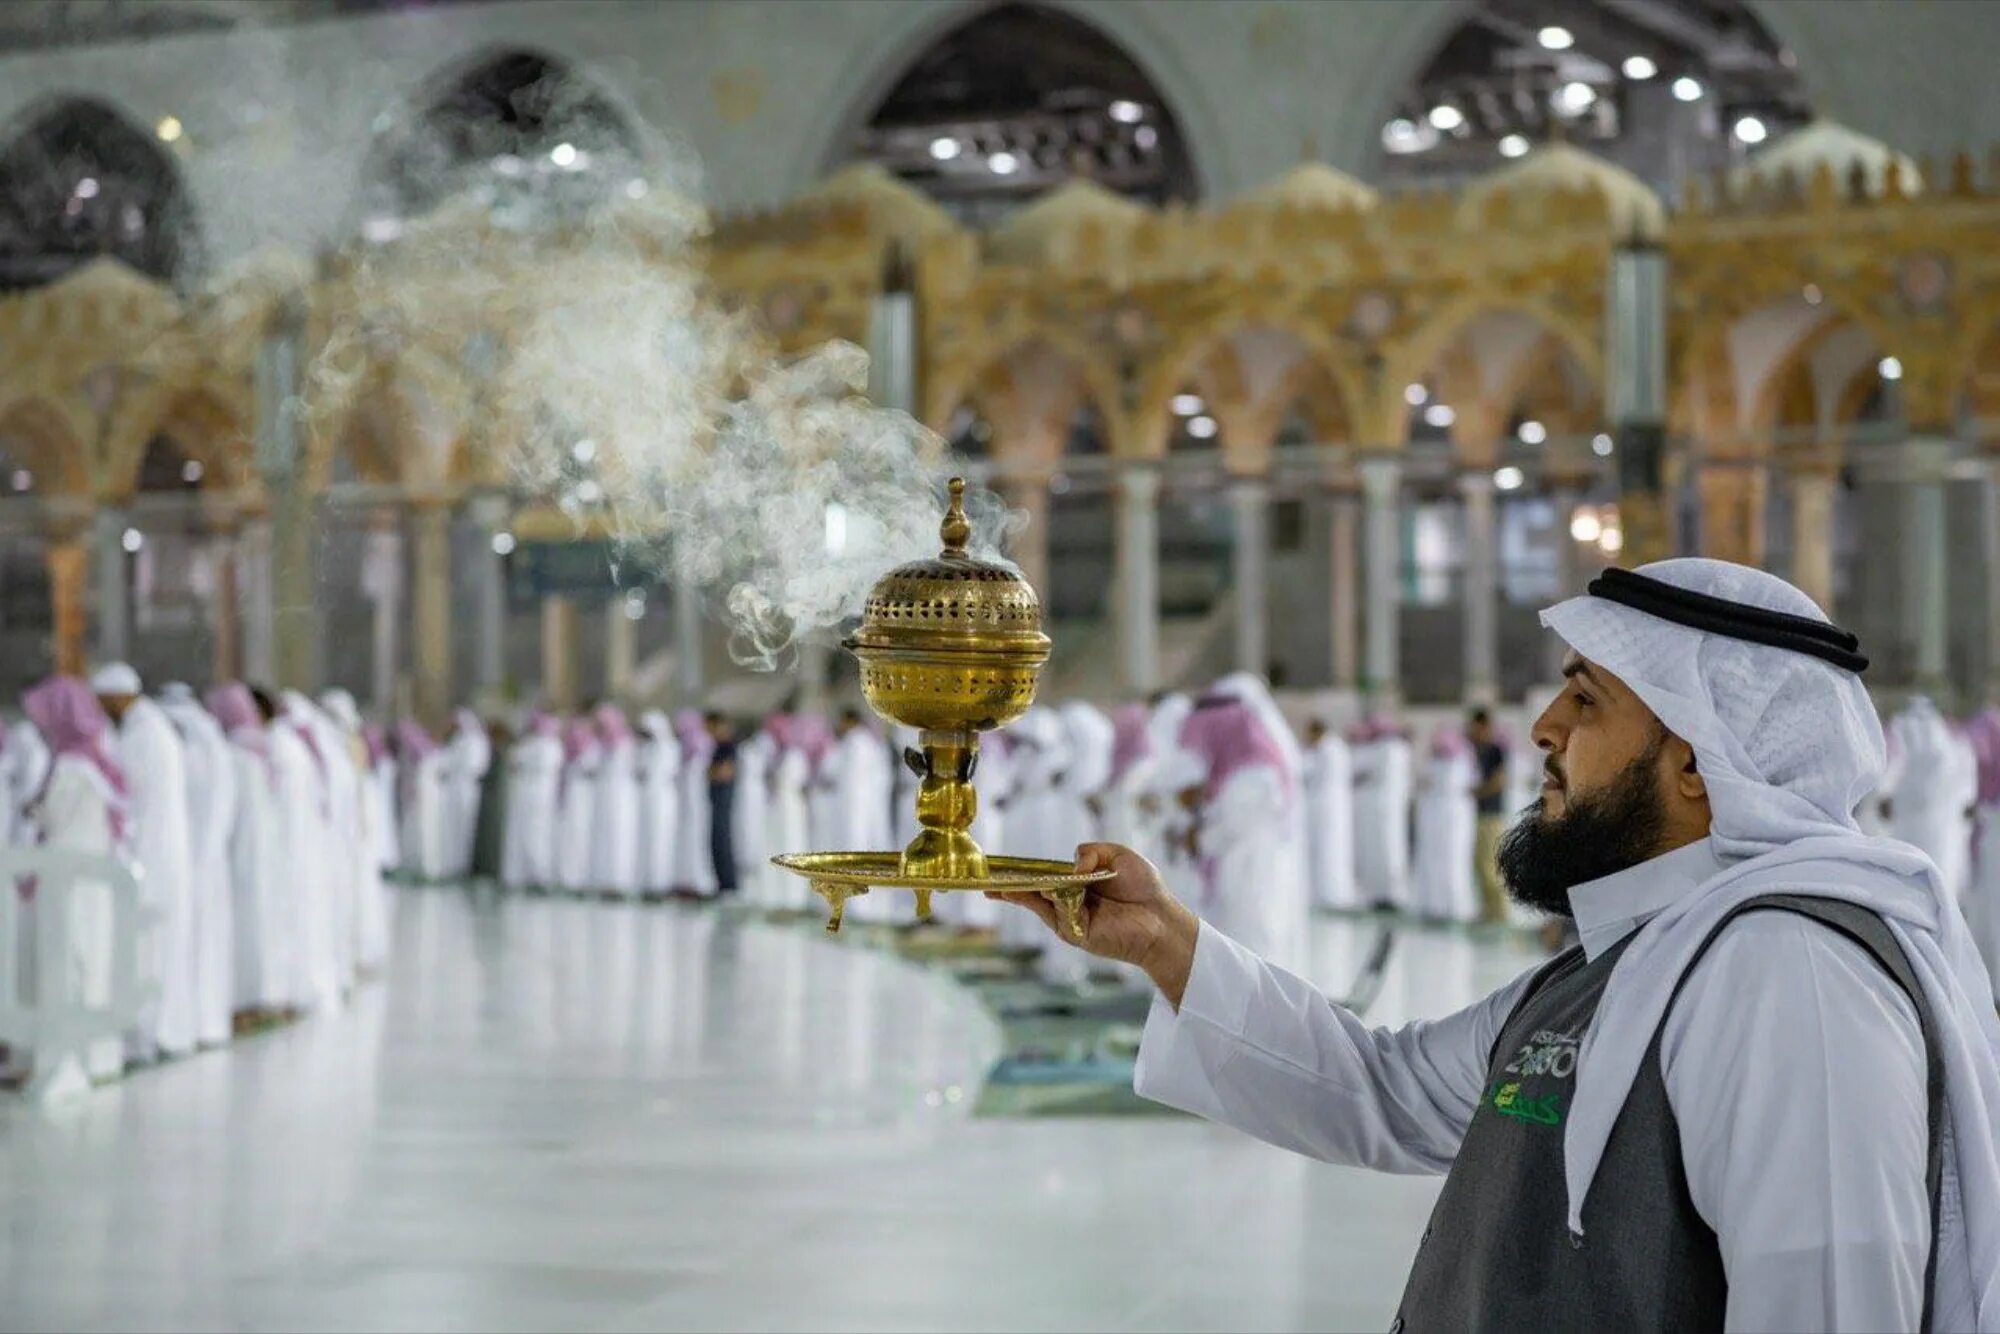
[1143, 693, 1198, 894]
[1468, 709, 1513, 924]
[634, 710, 681, 898]
[1300, 717, 1359, 911]
[556, 716, 603, 894]
[762, 714, 814, 912]
[1350, 714, 1413, 910]
[209, 684, 291, 1019]
[707, 712, 741, 895]
[1411, 725, 1480, 924]
[160, 682, 238, 1048]
[1209, 673, 1310, 921]
[590, 706, 642, 898]
[91, 662, 198, 1061]
[1013, 558, 2000, 1332]
[0, 712, 48, 848]
[322, 690, 390, 974]
[671, 710, 717, 897]
[363, 725, 399, 875]
[396, 719, 450, 883]
[21, 677, 129, 1086]
[280, 691, 348, 1008]
[439, 709, 491, 880]
[817, 708, 892, 921]
[995, 707, 1072, 951]
[1887, 697, 1979, 901]
[1042, 701, 1115, 984]
[468, 718, 512, 885]
[501, 712, 564, 892]
[733, 715, 775, 907]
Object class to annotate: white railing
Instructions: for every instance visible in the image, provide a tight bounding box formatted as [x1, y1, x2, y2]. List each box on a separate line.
[0, 848, 154, 1102]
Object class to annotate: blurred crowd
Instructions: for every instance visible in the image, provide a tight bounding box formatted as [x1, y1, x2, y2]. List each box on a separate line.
[6, 665, 1997, 1094]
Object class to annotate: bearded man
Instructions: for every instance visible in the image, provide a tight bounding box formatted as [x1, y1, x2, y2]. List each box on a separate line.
[1005, 559, 2000, 1333]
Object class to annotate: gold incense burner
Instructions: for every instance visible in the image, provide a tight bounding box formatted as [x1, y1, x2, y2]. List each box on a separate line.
[771, 479, 1109, 937]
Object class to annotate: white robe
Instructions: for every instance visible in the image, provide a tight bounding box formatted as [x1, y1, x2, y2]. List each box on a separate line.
[162, 700, 238, 1047]
[996, 714, 1071, 950]
[1888, 710, 1976, 901]
[1351, 736, 1413, 909]
[439, 724, 492, 880]
[591, 735, 644, 897]
[400, 751, 451, 882]
[370, 756, 400, 874]
[766, 745, 812, 911]
[2, 719, 49, 848]
[272, 723, 341, 1014]
[672, 737, 716, 897]
[557, 744, 602, 893]
[224, 739, 290, 1012]
[33, 754, 125, 1083]
[734, 731, 776, 907]
[1197, 765, 1304, 972]
[501, 732, 564, 891]
[299, 704, 362, 988]
[114, 698, 198, 1059]
[1301, 735, 1360, 910]
[819, 729, 893, 922]
[1041, 706, 1113, 984]
[635, 726, 681, 895]
[941, 738, 1010, 930]
[1411, 749, 1480, 923]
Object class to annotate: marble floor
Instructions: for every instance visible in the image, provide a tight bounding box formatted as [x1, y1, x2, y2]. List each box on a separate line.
[0, 887, 1543, 1333]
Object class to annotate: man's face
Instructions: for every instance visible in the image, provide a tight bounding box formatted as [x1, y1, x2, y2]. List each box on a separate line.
[1530, 653, 1662, 821]
[97, 692, 136, 722]
[1468, 718, 1491, 746]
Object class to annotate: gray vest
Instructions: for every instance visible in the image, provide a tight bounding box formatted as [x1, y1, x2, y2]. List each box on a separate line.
[1394, 894, 1943, 1334]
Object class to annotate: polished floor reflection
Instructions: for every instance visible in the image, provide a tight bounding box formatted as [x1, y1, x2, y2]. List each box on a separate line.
[0, 887, 1544, 1333]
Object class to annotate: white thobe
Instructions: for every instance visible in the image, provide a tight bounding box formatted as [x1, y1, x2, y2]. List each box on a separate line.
[1351, 736, 1413, 908]
[1301, 736, 1360, 910]
[636, 730, 681, 895]
[272, 725, 340, 1014]
[440, 726, 491, 879]
[671, 739, 716, 897]
[557, 746, 601, 893]
[1890, 722, 1977, 902]
[370, 757, 400, 874]
[819, 730, 893, 922]
[946, 740, 1011, 930]
[400, 751, 451, 882]
[303, 710, 362, 989]
[767, 746, 812, 911]
[1412, 750, 1479, 923]
[1196, 766, 1305, 973]
[1136, 839, 1931, 1332]
[225, 742, 290, 1012]
[997, 724, 1071, 950]
[2, 719, 49, 848]
[114, 698, 198, 1058]
[334, 733, 390, 975]
[591, 736, 643, 897]
[163, 701, 238, 1047]
[33, 755, 125, 1083]
[501, 733, 563, 890]
[733, 732, 775, 907]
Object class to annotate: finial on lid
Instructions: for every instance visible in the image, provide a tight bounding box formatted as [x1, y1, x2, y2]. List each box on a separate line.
[940, 477, 971, 555]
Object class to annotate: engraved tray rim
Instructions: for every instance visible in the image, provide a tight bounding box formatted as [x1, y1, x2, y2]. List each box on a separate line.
[769, 851, 1113, 893]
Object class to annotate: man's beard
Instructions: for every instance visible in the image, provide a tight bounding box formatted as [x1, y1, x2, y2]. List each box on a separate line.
[1497, 737, 1669, 918]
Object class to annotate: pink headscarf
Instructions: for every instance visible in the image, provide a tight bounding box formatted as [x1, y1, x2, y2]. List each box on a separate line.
[23, 677, 130, 844]
[526, 711, 562, 741]
[791, 716, 835, 773]
[395, 719, 437, 760]
[1109, 703, 1152, 786]
[676, 709, 715, 765]
[764, 713, 795, 751]
[562, 718, 599, 766]
[362, 724, 390, 769]
[1178, 699, 1292, 805]
[1430, 726, 1472, 760]
[206, 682, 273, 777]
[594, 704, 632, 747]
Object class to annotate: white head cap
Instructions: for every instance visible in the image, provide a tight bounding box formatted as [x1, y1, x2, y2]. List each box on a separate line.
[89, 662, 142, 696]
[1540, 557, 1885, 859]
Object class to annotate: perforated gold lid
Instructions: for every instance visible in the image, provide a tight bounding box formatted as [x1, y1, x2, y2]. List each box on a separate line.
[846, 479, 1051, 659]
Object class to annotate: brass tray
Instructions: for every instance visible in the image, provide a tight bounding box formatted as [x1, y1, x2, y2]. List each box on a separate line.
[770, 851, 1111, 938]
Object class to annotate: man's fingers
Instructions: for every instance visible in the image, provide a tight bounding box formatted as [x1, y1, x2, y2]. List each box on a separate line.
[993, 888, 1060, 932]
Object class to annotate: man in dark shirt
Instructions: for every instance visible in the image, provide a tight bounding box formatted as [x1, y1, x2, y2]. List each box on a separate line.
[1468, 707, 1510, 924]
[705, 711, 739, 893]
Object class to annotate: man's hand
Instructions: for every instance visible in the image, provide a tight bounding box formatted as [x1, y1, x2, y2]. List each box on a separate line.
[988, 843, 1201, 1008]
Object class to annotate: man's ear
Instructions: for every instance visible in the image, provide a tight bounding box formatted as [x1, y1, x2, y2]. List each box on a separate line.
[1667, 733, 1706, 802]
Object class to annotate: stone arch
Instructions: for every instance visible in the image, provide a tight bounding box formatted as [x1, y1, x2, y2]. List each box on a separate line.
[103, 378, 257, 501]
[1137, 305, 1362, 459]
[806, 0, 1219, 208]
[1392, 303, 1601, 467]
[927, 323, 1121, 443]
[0, 396, 91, 496]
[939, 337, 1109, 473]
[1384, 293, 1603, 435]
[0, 94, 203, 289]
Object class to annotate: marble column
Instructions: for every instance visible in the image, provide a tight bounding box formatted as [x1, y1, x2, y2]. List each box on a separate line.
[1003, 476, 1051, 599]
[45, 526, 89, 678]
[411, 503, 454, 726]
[605, 598, 637, 700]
[1359, 454, 1403, 700]
[673, 567, 705, 703]
[1459, 471, 1500, 704]
[362, 512, 405, 715]
[1113, 466, 1161, 695]
[1787, 464, 1839, 617]
[270, 488, 319, 691]
[541, 597, 579, 711]
[1327, 487, 1361, 691]
[466, 495, 509, 702]
[92, 505, 130, 664]
[238, 517, 275, 684]
[1228, 475, 1271, 678]
[1897, 437, 1952, 694]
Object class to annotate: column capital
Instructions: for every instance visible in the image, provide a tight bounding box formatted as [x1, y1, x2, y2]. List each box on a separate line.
[1456, 469, 1498, 497]
[1113, 464, 1162, 504]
